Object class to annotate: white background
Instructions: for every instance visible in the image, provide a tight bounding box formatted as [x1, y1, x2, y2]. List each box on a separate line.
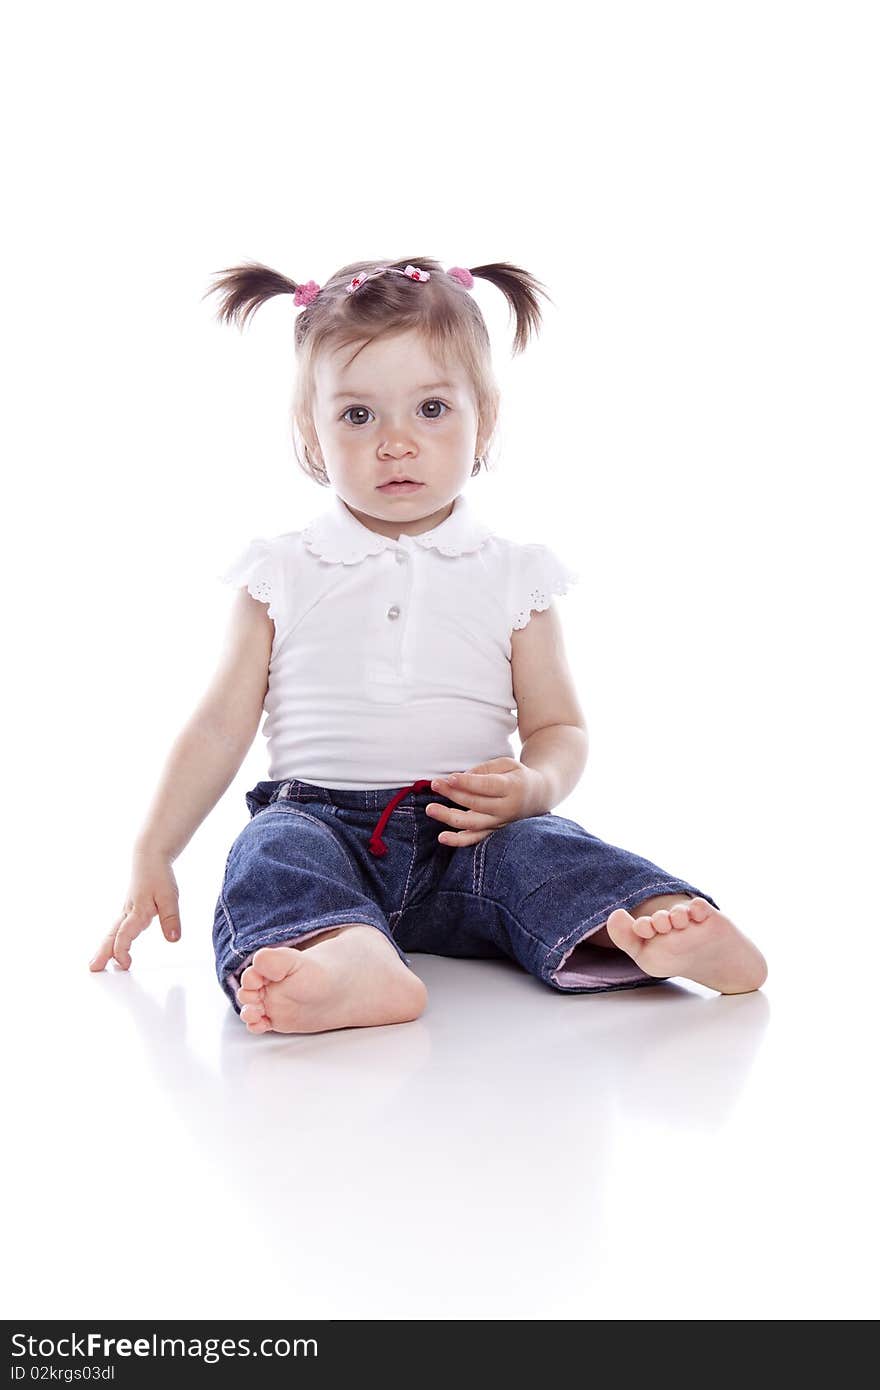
[2, 0, 878, 1320]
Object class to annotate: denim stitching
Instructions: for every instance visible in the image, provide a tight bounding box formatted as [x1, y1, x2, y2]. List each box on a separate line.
[549, 880, 702, 954]
[238, 911, 392, 952]
[226, 911, 404, 984]
[285, 783, 423, 815]
[429, 881, 694, 959]
[431, 889, 543, 952]
[514, 831, 664, 916]
[256, 804, 363, 880]
[486, 814, 547, 896]
[474, 835, 489, 895]
[393, 810, 422, 923]
[216, 887, 248, 962]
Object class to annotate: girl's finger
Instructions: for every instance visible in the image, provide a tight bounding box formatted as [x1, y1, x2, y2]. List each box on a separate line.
[113, 912, 145, 969]
[433, 783, 494, 806]
[89, 925, 122, 972]
[89, 939, 114, 971]
[427, 804, 499, 832]
[431, 777, 501, 805]
[437, 816, 499, 840]
[439, 829, 493, 847]
[450, 771, 509, 797]
[430, 786, 477, 808]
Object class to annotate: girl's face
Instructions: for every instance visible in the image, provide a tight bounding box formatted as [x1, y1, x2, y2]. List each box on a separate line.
[309, 330, 484, 538]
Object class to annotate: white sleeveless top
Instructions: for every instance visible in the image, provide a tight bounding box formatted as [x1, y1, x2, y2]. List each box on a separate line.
[219, 491, 580, 789]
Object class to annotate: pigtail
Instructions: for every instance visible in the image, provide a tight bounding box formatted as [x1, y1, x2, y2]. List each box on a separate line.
[466, 262, 555, 356]
[201, 259, 301, 330]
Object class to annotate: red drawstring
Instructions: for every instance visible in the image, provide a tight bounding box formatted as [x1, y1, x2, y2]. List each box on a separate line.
[368, 779, 432, 857]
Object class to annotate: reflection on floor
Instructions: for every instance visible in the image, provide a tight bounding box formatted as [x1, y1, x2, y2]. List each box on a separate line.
[9, 937, 877, 1320]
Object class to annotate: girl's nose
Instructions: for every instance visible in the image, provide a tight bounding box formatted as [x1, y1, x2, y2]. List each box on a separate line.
[379, 445, 418, 459]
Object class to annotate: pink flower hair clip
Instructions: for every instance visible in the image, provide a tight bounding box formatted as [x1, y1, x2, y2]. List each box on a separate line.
[346, 270, 380, 294]
[345, 264, 432, 295]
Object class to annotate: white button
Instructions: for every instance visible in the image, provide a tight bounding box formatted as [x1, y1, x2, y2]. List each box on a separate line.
[395, 550, 407, 563]
[386, 605, 401, 620]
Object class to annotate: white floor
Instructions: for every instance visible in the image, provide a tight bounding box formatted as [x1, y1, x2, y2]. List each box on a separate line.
[8, 908, 878, 1321]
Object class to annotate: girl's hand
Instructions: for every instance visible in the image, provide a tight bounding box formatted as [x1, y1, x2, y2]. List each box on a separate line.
[426, 756, 548, 848]
[89, 849, 182, 971]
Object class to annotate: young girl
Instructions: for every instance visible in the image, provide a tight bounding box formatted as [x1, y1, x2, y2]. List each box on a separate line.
[89, 256, 768, 1032]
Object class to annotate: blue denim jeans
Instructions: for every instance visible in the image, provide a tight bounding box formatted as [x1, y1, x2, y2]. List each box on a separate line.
[213, 777, 720, 1013]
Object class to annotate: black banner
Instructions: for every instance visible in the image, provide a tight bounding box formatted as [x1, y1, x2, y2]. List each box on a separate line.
[3, 1321, 551, 1385]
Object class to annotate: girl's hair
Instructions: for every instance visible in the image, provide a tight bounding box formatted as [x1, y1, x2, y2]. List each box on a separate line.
[202, 256, 554, 486]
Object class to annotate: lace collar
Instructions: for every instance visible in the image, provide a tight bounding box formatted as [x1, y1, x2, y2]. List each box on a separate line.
[302, 491, 494, 565]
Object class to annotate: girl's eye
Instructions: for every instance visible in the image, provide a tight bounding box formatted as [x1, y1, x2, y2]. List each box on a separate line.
[340, 399, 450, 426]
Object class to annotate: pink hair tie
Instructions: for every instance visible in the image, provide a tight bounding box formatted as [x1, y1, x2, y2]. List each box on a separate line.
[293, 279, 321, 307]
[447, 266, 474, 289]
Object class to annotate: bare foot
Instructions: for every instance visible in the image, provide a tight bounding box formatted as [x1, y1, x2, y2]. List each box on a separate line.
[235, 925, 428, 1035]
[605, 897, 768, 994]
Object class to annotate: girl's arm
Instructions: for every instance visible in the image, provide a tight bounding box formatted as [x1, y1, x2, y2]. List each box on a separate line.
[90, 589, 273, 971]
[133, 587, 273, 861]
[520, 724, 589, 812]
[511, 602, 588, 811]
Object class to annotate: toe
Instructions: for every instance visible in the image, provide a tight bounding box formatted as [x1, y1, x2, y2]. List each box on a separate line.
[245, 1017, 272, 1034]
[687, 897, 713, 923]
[652, 909, 673, 934]
[241, 965, 267, 990]
[633, 915, 656, 939]
[669, 904, 690, 929]
[606, 908, 635, 934]
[236, 987, 264, 1007]
[604, 909, 642, 952]
[252, 946, 301, 983]
[240, 1003, 267, 1024]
